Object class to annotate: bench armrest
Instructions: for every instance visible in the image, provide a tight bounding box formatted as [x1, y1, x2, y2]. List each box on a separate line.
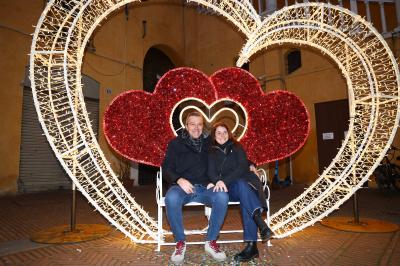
[257, 168, 270, 200]
[156, 168, 162, 204]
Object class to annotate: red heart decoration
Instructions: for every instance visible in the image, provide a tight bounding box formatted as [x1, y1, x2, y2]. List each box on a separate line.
[211, 68, 310, 163]
[103, 67, 310, 167]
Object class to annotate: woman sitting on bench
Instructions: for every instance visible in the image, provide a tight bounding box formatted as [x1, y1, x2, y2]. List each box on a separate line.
[208, 122, 274, 263]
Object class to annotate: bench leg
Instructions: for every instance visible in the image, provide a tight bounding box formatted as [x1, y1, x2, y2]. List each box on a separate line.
[205, 206, 211, 220]
[266, 200, 273, 247]
[156, 203, 162, 251]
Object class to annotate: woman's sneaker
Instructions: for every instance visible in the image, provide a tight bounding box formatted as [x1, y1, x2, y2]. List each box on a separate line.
[205, 240, 226, 262]
[171, 240, 186, 265]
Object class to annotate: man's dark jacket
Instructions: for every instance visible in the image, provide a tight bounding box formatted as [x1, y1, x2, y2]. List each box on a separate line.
[162, 133, 211, 186]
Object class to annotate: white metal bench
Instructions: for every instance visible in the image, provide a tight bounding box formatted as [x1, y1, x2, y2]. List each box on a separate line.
[155, 167, 271, 251]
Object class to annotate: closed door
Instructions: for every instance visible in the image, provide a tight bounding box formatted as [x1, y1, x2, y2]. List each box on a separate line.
[315, 99, 349, 174]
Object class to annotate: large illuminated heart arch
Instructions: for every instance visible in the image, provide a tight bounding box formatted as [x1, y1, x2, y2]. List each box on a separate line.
[30, 0, 400, 242]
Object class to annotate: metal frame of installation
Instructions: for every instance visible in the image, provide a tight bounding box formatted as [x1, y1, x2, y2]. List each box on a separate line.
[30, 0, 400, 243]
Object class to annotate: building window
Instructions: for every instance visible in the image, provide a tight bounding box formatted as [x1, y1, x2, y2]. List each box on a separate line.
[287, 49, 301, 74]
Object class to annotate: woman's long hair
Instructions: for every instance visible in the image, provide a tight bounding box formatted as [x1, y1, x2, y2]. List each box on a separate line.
[210, 122, 239, 147]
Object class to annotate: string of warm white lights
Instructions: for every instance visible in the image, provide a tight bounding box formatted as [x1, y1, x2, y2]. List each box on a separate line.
[237, 3, 400, 238]
[30, 0, 158, 243]
[187, 0, 262, 37]
[30, 0, 399, 243]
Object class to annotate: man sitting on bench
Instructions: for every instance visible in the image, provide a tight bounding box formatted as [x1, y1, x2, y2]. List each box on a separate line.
[161, 111, 229, 264]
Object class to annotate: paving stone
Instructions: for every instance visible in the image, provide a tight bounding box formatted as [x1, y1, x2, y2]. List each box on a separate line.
[0, 185, 398, 265]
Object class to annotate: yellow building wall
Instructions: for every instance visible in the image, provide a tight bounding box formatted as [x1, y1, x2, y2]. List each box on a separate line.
[0, 0, 399, 194]
[0, 0, 44, 195]
[189, 12, 244, 74]
[278, 48, 348, 184]
[0, 0, 189, 195]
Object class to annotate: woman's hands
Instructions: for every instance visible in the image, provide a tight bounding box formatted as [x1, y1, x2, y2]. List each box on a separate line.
[179, 179, 227, 193]
[213, 180, 228, 192]
[206, 183, 215, 189]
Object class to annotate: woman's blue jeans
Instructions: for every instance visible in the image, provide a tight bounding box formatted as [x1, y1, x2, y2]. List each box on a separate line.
[165, 184, 229, 242]
[228, 179, 262, 241]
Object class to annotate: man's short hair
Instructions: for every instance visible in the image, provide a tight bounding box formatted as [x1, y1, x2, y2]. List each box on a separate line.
[185, 111, 203, 125]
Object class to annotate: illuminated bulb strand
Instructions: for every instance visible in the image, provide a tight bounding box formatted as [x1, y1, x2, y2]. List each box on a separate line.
[188, 0, 262, 37]
[29, 0, 399, 242]
[31, 0, 158, 243]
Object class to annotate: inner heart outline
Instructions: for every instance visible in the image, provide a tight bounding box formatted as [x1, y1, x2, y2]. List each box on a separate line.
[171, 97, 248, 140]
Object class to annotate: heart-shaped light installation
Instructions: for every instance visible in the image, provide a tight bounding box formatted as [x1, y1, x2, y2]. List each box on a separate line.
[30, 0, 400, 242]
[103, 67, 309, 167]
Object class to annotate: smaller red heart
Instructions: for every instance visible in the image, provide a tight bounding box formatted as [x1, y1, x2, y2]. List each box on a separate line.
[211, 68, 310, 163]
[103, 68, 216, 166]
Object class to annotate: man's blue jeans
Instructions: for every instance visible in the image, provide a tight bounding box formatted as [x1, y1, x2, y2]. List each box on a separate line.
[228, 179, 263, 241]
[165, 184, 229, 242]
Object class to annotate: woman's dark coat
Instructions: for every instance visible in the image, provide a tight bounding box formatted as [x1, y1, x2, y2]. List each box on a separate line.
[208, 142, 267, 209]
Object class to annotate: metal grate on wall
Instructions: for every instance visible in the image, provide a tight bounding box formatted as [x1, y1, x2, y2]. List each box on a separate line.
[18, 71, 100, 193]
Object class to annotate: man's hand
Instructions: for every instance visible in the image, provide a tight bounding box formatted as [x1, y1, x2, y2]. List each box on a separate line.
[213, 180, 228, 192]
[177, 178, 194, 194]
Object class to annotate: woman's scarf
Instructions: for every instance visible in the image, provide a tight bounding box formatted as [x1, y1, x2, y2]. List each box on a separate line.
[215, 140, 233, 154]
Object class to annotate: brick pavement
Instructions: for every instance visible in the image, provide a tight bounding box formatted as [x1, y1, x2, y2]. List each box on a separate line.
[0, 185, 399, 265]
